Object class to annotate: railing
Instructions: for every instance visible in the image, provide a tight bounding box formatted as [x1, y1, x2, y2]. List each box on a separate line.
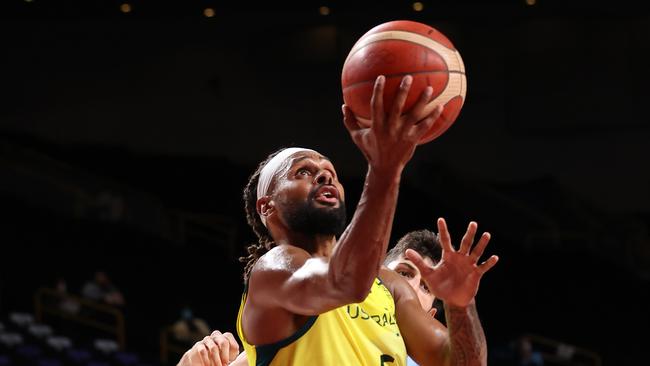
[33, 287, 126, 349]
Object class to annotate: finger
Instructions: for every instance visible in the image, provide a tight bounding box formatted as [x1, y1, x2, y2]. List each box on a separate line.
[203, 336, 223, 366]
[404, 248, 434, 276]
[370, 75, 386, 130]
[405, 86, 434, 125]
[234, 350, 247, 363]
[478, 255, 499, 275]
[459, 221, 477, 255]
[408, 113, 436, 141]
[210, 330, 223, 337]
[196, 340, 213, 366]
[470, 232, 491, 261]
[188, 351, 207, 366]
[387, 75, 413, 125]
[183, 344, 200, 366]
[342, 104, 362, 134]
[212, 331, 231, 365]
[436, 217, 454, 253]
[223, 332, 240, 362]
[428, 103, 444, 122]
[427, 307, 437, 318]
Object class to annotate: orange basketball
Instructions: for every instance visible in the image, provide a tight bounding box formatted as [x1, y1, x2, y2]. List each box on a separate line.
[341, 20, 467, 144]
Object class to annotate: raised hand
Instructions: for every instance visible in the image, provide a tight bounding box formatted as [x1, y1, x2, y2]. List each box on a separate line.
[342, 75, 444, 175]
[405, 218, 499, 308]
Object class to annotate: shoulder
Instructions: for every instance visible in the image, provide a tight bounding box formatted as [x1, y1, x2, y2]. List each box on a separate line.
[248, 245, 320, 291]
[378, 266, 407, 288]
[252, 245, 312, 274]
[378, 267, 419, 303]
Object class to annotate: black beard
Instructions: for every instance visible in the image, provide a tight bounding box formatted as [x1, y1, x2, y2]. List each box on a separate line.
[281, 188, 347, 237]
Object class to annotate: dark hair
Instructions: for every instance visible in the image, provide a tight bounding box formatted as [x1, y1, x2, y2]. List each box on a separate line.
[384, 229, 442, 265]
[239, 148, 286, 282]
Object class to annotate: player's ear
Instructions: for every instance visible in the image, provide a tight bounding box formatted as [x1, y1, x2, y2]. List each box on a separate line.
[257, 196, 275, 218]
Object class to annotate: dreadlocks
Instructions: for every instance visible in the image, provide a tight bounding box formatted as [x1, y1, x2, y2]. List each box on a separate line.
[239, 148, 284, 282]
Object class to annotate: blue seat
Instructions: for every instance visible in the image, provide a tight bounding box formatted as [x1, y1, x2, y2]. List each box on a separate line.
[0, 355, 11, 366]
[16, 344, 42, 359]
[86, 362, 111, 366]
[114, 351, 139, 365]
[37, 358, 63, 366]
[67, 347, 93, 363]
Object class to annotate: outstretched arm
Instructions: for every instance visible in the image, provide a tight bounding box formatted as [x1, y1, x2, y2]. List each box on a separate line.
[334, 75, 442, 301]
[443, 300, 486, 366]
[392, 218, 498, 366]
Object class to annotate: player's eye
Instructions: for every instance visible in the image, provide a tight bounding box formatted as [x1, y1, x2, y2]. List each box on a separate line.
[420, 282, 430, 294]
[398, 270, 414, 279]
[297, 168, 311, 176]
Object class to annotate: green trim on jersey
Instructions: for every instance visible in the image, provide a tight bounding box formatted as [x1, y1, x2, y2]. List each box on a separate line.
[254, 315, 318, 366]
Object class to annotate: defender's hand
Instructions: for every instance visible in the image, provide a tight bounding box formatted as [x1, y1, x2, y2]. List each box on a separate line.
[406, 218, 499, 308]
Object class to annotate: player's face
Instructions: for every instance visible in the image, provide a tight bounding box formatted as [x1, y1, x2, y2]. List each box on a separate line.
[273, 151, 347, 237]
[386, 254, 436, 311]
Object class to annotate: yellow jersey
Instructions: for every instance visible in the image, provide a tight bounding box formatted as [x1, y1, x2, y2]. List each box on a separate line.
[237, 278, 407, 366]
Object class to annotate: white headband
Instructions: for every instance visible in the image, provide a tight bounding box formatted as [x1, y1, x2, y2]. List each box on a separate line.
[256, 147, 317, 226]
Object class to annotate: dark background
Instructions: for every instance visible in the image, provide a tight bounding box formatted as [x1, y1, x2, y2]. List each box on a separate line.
[1, 0, 649, 365]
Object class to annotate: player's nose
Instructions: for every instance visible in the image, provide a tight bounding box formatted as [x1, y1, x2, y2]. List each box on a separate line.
[315, 170, 333, 185]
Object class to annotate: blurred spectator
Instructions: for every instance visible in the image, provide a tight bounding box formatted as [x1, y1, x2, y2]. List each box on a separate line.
[54, 277, 80, 314]
[171, 306, 210, 344]
[81, 271, 125, 306]
[513, 335, 544, 366]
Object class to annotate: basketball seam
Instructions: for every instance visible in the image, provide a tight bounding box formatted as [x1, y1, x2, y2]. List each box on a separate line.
[344, 30, 459, 68]
[346, 38, 456, 68]
[342, 70, 464, 91]
[344, 39, 451, 78]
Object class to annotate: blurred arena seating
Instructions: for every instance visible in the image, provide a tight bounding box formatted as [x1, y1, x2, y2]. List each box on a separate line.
[0, 306, 157, 366]
[489, 333, 602, 366]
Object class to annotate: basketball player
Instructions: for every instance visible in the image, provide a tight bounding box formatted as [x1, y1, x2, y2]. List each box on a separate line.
[384, 229, 442, 315]
[178, 229, 446, 366]
[185, 74, 498, 365]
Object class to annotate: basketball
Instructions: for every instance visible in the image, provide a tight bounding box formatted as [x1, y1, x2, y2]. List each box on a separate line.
[341, 20, 467, 144]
